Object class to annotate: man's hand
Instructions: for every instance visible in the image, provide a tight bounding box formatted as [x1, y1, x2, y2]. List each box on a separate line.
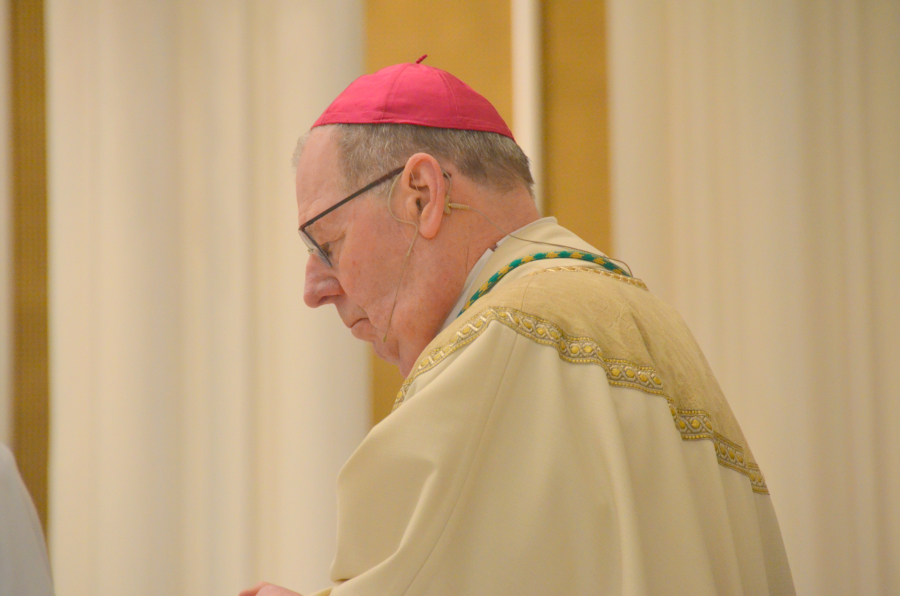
[239, 581, 303, 596]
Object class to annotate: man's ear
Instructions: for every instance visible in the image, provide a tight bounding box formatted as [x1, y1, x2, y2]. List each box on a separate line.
[403, 153, 447, 240]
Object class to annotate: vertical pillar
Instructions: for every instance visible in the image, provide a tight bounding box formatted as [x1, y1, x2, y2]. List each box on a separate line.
[10, 0, 49, 532]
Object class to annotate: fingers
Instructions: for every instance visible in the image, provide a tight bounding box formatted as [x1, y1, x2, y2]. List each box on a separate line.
[239, 581, 304, 596]
[239, 581, 269, 596]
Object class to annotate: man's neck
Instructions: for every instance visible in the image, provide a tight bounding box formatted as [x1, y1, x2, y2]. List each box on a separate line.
[439, 217, 555, 332]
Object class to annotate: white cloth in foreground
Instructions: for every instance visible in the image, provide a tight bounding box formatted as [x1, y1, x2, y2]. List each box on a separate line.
[0, 444, 55, 596]
[314, 219, 794, 596]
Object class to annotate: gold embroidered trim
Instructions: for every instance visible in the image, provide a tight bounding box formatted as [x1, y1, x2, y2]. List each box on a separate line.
[670, 405, 767, 493]
[528, 265, 649, 291]
[394, 306, 768, 494]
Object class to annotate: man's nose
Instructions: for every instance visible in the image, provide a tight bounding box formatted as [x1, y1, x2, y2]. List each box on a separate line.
[303, 255, 343, 307]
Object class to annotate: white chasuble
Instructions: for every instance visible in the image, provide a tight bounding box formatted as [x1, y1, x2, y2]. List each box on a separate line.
[313, 220, 794, 596]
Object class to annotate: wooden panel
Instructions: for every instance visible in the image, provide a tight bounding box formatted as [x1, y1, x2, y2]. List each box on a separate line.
[365, 0, 512, 126]
[542, 1, 611, 253]
[365, 0, 513, 425]
[10, 0, 49, 530]
[370, 348, 403, 426]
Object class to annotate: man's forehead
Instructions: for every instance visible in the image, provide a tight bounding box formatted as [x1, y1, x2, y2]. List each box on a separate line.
[295, 128, 344, 207]
[296, 128, 340, 177]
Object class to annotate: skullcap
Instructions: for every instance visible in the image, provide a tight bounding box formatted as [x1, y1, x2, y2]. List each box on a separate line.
[312, 57, 514, 140]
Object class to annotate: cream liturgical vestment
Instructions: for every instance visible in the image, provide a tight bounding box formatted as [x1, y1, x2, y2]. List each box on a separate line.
[314, 219, 794, 596]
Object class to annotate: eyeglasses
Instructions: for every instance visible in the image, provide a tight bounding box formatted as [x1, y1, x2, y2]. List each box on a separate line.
[299, 166, 405, 267]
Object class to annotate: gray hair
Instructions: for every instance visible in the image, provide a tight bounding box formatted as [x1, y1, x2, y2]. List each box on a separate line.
[295, 124, 534, 198]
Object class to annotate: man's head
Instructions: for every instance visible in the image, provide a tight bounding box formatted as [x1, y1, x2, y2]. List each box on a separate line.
[295, 61, 540, 375]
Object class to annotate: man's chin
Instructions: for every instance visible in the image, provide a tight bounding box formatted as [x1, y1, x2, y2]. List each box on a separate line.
[349, 318, 369, 339]
[350, 319, 404, 371]
[371, 340, 401, 367]
[366, 336, 403, 371]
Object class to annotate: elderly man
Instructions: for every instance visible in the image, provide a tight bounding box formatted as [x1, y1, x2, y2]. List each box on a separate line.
[242, 61, 794, 596]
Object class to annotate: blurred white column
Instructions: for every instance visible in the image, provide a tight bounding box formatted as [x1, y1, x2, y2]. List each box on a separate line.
[511, 0, 542, 211]
[607, 2, 900, 595]
[247, 4, 369, 594]
[46, 2, 367, 595]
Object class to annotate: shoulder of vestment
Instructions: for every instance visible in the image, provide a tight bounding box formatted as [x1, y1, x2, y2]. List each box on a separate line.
[397, 265, 767, 493]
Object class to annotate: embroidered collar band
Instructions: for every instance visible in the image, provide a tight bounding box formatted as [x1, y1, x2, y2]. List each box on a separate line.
[457, 251, 631, 318]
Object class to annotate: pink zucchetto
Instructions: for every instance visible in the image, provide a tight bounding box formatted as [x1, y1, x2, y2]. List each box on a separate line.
[312, 56, 515, 141]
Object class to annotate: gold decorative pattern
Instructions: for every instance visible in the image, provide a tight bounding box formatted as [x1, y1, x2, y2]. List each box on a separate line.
[394, 306, 768, 494]
[670, 405, 767, 493]
[606, 358, 665, 394]
[529, 265, 649, 290]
